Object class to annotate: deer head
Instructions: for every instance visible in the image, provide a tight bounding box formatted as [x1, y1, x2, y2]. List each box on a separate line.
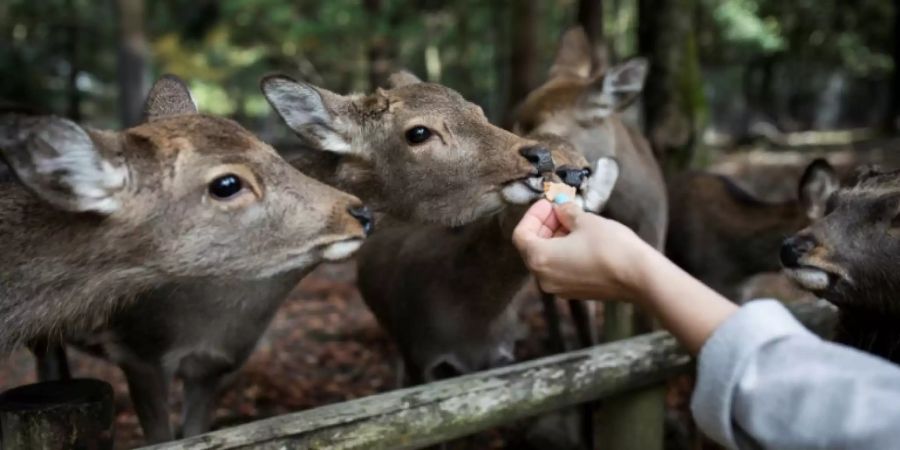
[781, 162, 900, 315]
[0, 75, 370, 351]
[261, 72, 553, 226]
[513, 28, 647, 142]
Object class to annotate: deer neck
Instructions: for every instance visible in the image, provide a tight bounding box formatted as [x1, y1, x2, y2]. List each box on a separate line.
[450, 204, 531, 316]
[0, 183, 156, 353]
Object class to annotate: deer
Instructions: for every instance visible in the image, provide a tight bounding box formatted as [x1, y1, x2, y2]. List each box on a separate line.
[780, 165, 900, 363]
[44, 71, 555, 443]
[512, 27, 666, 251]
[0, 75, 370, 358]
[666, 159, 838, 300]
[356, 135, 618, 384]
[510, 28, 667, 353]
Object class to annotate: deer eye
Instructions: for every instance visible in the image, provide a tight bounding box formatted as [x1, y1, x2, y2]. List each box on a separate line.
[208, 174, 244, 200]
[405, 126, 432, 145]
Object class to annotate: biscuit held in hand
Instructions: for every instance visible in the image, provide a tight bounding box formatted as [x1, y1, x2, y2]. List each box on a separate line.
[543, 181, 577, 202]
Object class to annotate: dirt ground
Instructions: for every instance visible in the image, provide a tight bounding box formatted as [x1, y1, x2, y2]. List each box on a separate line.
[1, 141, 897, 449]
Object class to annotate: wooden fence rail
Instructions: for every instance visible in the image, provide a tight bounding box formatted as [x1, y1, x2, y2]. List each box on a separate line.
[142, 300, 837, 450]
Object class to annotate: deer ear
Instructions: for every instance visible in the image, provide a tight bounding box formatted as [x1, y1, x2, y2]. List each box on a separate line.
[260, 75, 354, 155]
[580, 58, 648, 120]
[799, 158, 838, 220]
[142, 74, 198, 121]
[582, 157, 619, 213]
[0, 114, 128, 214]
[388, 71, 423, 88]
[549, 27, 592, 79]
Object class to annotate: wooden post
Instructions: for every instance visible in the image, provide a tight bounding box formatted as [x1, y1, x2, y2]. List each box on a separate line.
[596, 301, 666, 450]
[0, 379, 115, 450]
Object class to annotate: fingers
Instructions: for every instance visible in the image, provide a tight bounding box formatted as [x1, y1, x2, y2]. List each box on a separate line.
[513, 200, 558, 245]
[553, 202, 584, 232]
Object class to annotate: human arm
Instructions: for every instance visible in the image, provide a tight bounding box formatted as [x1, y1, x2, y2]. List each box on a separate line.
[512, 199, 900, 449]
[511, 199, 737, 354]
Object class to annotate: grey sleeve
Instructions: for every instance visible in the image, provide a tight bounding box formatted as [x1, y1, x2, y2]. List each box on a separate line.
[691, 299, 900, 450]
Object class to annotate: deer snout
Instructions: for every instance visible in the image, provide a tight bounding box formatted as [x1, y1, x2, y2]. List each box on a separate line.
[347, 205, 374, 236]
[556, 166, 590, 188]
[780, 234, 816, 268]
[519, 145, 554, 174]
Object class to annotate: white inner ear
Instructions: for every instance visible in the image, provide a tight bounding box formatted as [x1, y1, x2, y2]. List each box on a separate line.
[582, 157, 619, 213]
[33, 121, 128, 214]
[264, 79, 352, 154]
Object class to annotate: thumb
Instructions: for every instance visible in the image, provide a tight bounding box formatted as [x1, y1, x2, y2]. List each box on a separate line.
[554, 202, 584, 232]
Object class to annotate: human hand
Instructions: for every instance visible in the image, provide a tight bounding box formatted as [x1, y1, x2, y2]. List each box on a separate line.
[512, 199, 657, 301]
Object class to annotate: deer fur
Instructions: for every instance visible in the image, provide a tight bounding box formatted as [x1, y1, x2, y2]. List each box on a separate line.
[667, 159, 837, 300]
[0, 75, 367, 356]
[781, 164, 900, 363]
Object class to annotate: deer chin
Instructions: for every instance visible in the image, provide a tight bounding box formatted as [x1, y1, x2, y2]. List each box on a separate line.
[783, 267, 832, 292]
[321, 238, 364, 262]
[501, 176, 544, 205]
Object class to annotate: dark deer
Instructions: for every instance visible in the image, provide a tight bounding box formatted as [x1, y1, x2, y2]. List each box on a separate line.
[780, 165, 900, 363]
[667, 159, 838, 300]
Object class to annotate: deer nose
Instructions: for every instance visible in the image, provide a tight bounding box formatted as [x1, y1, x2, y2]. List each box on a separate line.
[519, 145, 554, 173]
[556, 167, 589, 187]
[347, 205, 374, 236]
[780, 235, 815, 268]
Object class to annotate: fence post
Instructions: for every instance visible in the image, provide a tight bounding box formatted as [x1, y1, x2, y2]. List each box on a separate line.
[594, 302, 666, 450]
[0, 378, 115, 450]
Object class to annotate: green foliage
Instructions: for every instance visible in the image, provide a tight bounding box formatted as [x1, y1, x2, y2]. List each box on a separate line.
[0, 0, 894, 130]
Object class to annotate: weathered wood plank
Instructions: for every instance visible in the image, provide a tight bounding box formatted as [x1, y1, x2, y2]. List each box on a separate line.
[0, 378, 115, 450]
[143, 300, 836, 450]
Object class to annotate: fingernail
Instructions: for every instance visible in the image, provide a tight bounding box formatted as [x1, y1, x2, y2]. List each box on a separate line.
[553, 194, 570, 204]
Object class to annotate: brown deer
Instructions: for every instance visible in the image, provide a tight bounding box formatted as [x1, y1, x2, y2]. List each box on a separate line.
[356, 135, 618, 384]
[52, 72, 554, 443]
[512, 27, 667, 251]
[0, 75, 369, 356]
[780, 165, 900, 363]
[667, 159, 839, 300]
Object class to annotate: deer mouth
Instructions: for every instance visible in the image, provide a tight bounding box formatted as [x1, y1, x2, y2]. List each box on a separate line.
[500, 173, 544, 205]
[321, 237, 364, 262]
[783, 266, 833, 292]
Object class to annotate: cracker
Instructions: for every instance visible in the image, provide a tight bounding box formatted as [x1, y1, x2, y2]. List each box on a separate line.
[543, 181, 577, 201]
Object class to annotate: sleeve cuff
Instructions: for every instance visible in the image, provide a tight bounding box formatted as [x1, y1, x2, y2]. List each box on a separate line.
[690, 299, 817, 448]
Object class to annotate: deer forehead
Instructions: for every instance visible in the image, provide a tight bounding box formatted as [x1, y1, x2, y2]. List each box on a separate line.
[127, 115, 273, 162]
[387, 84, 484, 120]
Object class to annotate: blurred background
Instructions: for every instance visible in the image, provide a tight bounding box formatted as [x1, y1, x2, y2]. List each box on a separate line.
[1, 1, 898, 448]
[2, 0, 897, 168]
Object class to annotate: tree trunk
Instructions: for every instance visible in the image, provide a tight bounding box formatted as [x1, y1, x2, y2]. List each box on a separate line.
[365, 0, 394, 90]
[888, 0, 900, 132]
[113, 0, 148, 128]
[65, 0, 81, 121]
[638, 0, 705, 172]
[505, 0, 539, 122]
[578, 0, 604, 45]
